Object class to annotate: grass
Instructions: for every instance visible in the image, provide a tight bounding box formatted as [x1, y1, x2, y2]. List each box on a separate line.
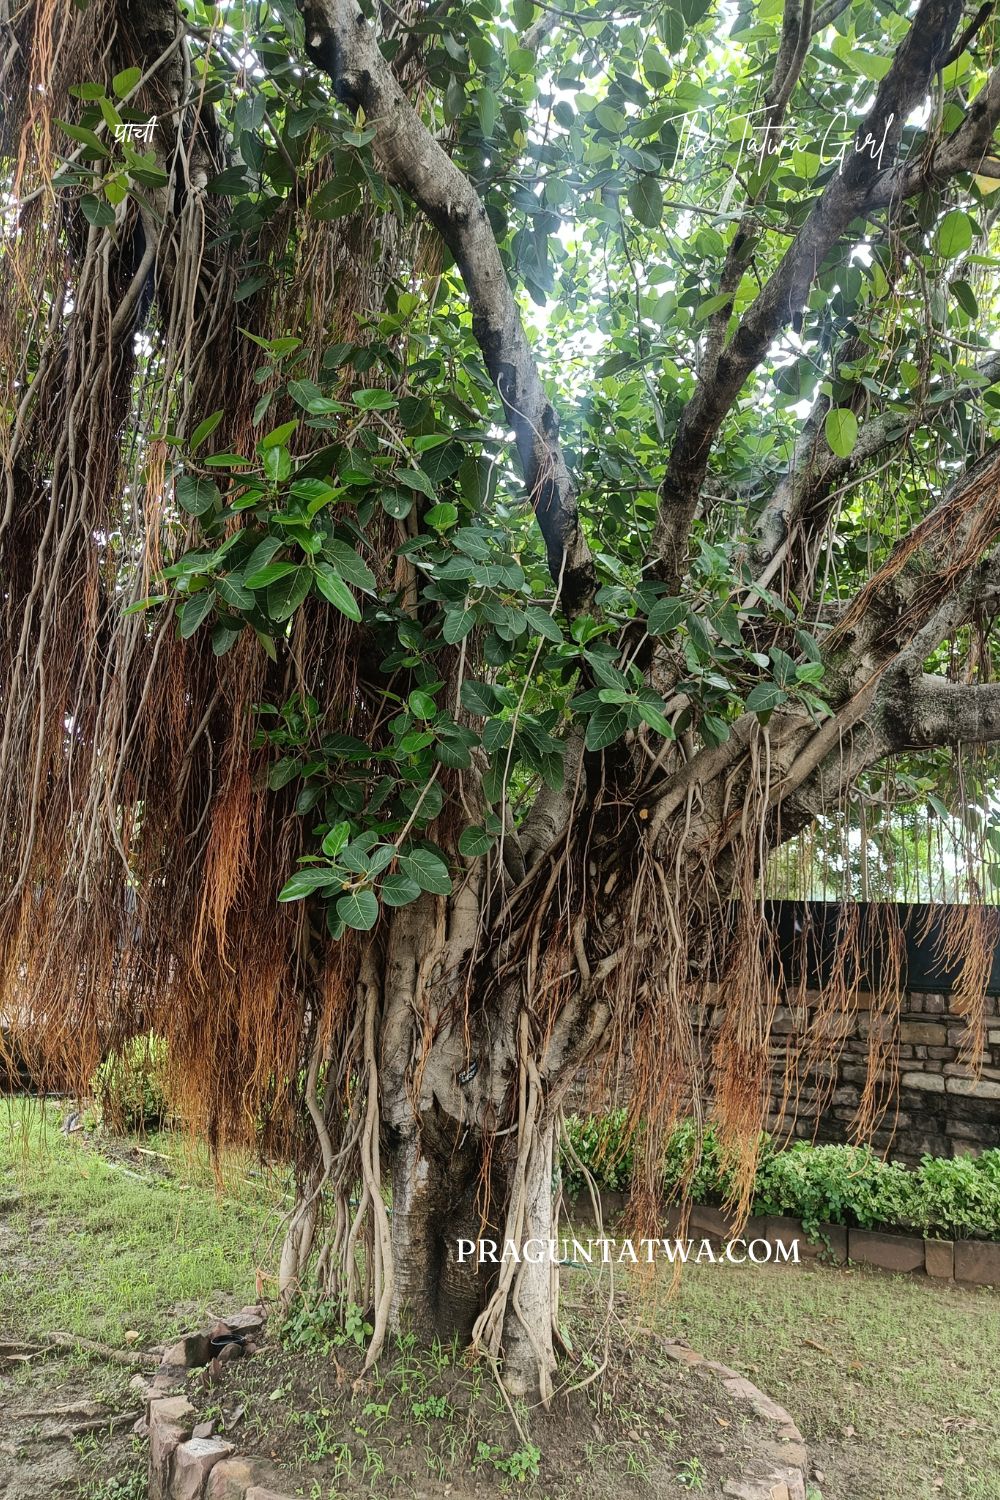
[604, 1253, 1000, 1499]
[0, 1097, 283, 1343]
[3, 1099, 999, 1498]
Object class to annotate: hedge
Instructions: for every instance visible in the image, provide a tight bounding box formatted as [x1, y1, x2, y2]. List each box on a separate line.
[561, 1113, 1000, 1241]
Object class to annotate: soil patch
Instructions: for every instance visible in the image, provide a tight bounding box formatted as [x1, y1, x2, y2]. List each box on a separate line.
[194, 1314, 798, 1499]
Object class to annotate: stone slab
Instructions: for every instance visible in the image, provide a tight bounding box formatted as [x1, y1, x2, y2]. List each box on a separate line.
[848, 1229, 925, 1274]
[954, 1239, 1000, 1286]
[924, 1239, 954, 1280]
[172, 1438, 236, 1500]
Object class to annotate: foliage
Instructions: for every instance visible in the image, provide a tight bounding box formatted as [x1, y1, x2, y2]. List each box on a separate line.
[562, 1109, 635, 1194]
[280, 1293, 373, 1354]
[90, 1034, 169, 1135]
[564, 1115, 1000, 1240]
[8, 0, 1000, 1385]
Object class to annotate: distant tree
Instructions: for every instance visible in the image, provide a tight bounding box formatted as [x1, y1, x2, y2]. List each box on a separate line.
[4, 0, 1000, 1398]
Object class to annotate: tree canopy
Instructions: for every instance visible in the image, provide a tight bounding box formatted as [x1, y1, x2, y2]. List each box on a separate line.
[4, 0, 1000, 1394]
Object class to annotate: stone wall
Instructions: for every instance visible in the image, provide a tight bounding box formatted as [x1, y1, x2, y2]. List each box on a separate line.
[760, 988, 1000, 1163]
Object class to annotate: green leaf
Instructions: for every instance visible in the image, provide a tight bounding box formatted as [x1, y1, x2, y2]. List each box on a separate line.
[175, 474, 220, 516]
[381, 489, 412, 519]
[380, 873, 423, 907]
[950, 279, 978, 318]
[56, 120, 108, 156]
[408, 689, 437, 720]
[824, 407, 858, 458]
[278, 867, 339, 901]
[636, 699, 675, 738]
[322, 821, 351, 857]
[189, 410, 224, 454]
[627, 175, 663, 228]
[745, 683, 789, 715]
[81, 193, 116, 227]
[424, 502, 458, 530]
[459, 826, 494, 857]
[700, 712, 730, 747]
[584, 702, 632, 751]
[263, 446, 292, 482]
[260, 420, 298, 451]
[443, 608, 476, 644]
[322, 540, 376, 592]
[398, 847, 452, 895]
[112, 66, 142, 97]
[313, 564, 362, 620]
[646, 597, 686, 635]
[396, 467, 436, 499]
[935, 210, 974, 258]
[246, 560, 296, 589]
[352, 387, 397, 410]
[478, 87, 498, 139]
[178, 589, 216, 639]
[123, 593, 167, 615]
[461, 680, 498, 715]
[243, 536, 283, 576]
[216, 574, 254, 610]
[212, 624, 241, 656]
[336, 888, 379, 931]
[267, 566, 312, 621]
[524, 606, 562, 642]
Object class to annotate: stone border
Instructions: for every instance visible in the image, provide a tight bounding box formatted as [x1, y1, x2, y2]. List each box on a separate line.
[141, 1308, 813, 1500]
[685, 1205, 1000, 1284]
[590, 1194, 1000, 1284]
[140, 1306, 298, 1500]
[662, 1338, 810, 1500]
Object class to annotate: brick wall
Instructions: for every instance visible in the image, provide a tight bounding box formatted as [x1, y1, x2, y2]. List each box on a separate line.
[760, 989, 1000, 1163]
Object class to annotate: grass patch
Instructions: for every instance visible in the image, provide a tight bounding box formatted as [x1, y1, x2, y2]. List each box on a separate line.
[3, 1101, 998, 1499]
[643, 1257, 1000, 1500]
[0, 1098, 281, 1343]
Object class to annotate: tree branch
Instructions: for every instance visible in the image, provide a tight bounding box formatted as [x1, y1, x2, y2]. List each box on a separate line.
[751, 347, 1000, 580]
[883, 673, 1000, 749]
[765, 0, 815, 120]
[297, 0, 597, 614]
[650, 0, 966, 591]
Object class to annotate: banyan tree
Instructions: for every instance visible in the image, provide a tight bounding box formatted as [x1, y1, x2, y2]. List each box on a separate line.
[4, 0, 1000, 1399]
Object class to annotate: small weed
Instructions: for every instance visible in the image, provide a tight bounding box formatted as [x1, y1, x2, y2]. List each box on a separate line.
[410, 1394, 451, 1421]
[676, 1455, 706, 1490]
[280, 1296, 372, 1355]
[79, 1471, 146, 1500]
[472, 1439, 542, 1483]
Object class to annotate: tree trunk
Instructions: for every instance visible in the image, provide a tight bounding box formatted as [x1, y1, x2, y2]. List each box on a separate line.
[384, 1103, 558, 1398]
[387, 1123, 491, 1343]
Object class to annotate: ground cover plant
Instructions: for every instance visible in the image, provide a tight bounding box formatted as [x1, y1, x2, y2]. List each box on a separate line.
[5, 0, 1000, 1410]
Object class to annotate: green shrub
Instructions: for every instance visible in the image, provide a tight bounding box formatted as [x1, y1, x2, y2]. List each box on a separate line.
[91, 1033, 169, 1134]
[754, 1143, 911, 1238]
[561, 1114, 1000, 1241]
[911, 1151, 1000, 1240]
[562, 1109, 633, 1195]
[662, 1119, 775, 1204]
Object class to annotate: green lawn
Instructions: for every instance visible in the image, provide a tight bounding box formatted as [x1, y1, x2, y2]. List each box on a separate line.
[608, 1248, 1000, 1499]
[0, 1099, 281, 1344]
